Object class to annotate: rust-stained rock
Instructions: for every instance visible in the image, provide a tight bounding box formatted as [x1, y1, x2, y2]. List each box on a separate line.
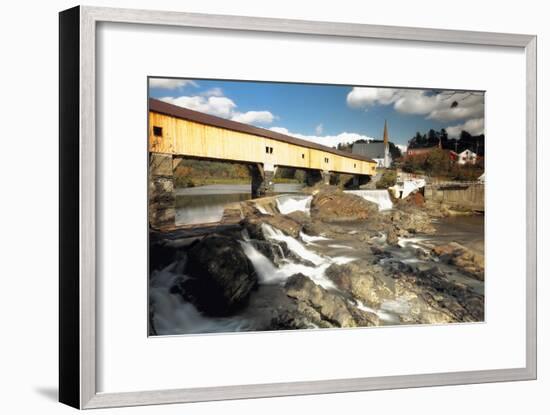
[310, 188, 378, 222]
[242, 213, 303, 238]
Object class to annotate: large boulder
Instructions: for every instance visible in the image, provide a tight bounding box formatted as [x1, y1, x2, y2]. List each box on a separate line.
[241, 197, 279, 217]
[390, 208, 436, 234]
[285, 210, 310, 226]
[242, 213, 303, 238]
[184, 234, 258, 316]
[325, 263, 391, 308]
[284, 274, 378, 327]
[310, 189, 378, 222]
[396, 267, 485, 323]
[432, 243, 484, 280]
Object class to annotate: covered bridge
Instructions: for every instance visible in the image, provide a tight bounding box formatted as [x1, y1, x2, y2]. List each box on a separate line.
[148, 98, 377, 228]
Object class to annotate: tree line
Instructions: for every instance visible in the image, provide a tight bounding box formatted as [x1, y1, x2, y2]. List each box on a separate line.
[408, 129, 485, 156]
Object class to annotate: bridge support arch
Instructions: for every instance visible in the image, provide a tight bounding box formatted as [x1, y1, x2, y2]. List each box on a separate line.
[348, 174, 371, 189]
[305, 169, 333, 186]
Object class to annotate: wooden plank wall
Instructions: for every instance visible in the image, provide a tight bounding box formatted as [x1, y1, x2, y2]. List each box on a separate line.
[149, 112, 376, 176]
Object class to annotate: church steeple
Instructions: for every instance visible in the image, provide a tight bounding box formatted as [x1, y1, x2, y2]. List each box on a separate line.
[383, 120, 390, 168]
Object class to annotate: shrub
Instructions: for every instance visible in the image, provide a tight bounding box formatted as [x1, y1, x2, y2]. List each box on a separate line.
[376, 170, 397, 189]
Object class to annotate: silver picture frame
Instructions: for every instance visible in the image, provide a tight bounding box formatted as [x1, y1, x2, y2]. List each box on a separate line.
[59, 5, 537, 409]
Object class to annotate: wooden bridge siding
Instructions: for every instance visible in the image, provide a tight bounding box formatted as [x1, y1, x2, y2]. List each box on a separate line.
[149, 112, 376, 175]
[266, 136, 311, 169]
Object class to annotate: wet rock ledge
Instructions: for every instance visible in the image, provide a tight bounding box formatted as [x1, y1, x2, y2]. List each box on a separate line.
[149, 185, 485, 334]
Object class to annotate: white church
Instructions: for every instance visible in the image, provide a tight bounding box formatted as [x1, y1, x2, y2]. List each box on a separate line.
[351, 120, 392, 168]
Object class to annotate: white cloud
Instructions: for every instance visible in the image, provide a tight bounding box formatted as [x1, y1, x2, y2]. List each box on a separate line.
[270, 126, 375, 148]
[393, 90, 440, 115]
[201, 87, 224, 97]
[149, 78, 198, 89]
[446, 118, 485, 138]
[426, 93, 484, 122]
[160, 93, 275, 125]
[346, 87, 400, 108]
[161, 95, 237, 118]
[315, 123, 324, 135]
[346, 87, 484, 123]
[231, 111, 275, 124]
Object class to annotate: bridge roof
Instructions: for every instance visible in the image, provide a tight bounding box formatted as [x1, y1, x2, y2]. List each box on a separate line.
[149, 98, 376, 164]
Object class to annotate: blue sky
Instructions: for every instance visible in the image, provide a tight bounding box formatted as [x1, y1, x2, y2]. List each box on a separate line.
[149, 78, 485, 149]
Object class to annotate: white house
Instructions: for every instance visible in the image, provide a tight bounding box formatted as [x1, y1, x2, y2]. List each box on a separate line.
[457, 149, 477, 165]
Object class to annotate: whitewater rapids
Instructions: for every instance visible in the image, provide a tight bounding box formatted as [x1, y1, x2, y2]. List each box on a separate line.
[345, 189, 393, 211]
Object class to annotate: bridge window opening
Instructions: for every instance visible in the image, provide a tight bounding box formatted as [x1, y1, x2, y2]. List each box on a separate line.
[266, 146, 273, 154]
[324, 157, 329, 163]
[269, 147, 273, 154]
[153, 126, 163, 137]
[301, 153, 305, 159]
[354, 163, 356, 168]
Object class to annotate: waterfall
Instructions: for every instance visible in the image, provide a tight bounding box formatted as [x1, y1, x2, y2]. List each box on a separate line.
[239, 241, 286, 284]
[240, 240, 334, 287]
[345, 189, 393, 211]
[261, 223, 325, 266]
[276, 195, 312, 215]
[300, 232, 329, 244]
[149, 262, 251, 335]
[391, 178, 426, 199]
[240, 223, 355, 289]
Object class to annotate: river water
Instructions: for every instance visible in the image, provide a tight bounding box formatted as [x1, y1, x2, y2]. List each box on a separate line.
[175, 183, 303, 225]
[151, 184, 484, 335]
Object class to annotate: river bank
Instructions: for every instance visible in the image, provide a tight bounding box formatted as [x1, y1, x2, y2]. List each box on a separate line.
[149, 185, 484, 335]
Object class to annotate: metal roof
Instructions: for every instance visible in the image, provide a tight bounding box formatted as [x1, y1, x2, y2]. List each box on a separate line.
[149, 98, 376, 164]
[352, 142, 387, 159]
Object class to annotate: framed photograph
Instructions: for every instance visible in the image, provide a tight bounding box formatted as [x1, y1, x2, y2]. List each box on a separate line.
[59, 6, 537, 409]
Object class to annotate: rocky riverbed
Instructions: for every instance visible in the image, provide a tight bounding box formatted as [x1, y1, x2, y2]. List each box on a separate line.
[149, 185, 484, 335]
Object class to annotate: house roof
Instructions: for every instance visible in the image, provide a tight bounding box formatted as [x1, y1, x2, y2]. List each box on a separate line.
[351, 142, 388, 159]
[149, 98, 376, 164]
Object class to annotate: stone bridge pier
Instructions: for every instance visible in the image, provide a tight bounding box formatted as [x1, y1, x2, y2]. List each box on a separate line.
[149, 154, 280, 228]
[248, 164, 276, 198]
[149, 153, 177, 229]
